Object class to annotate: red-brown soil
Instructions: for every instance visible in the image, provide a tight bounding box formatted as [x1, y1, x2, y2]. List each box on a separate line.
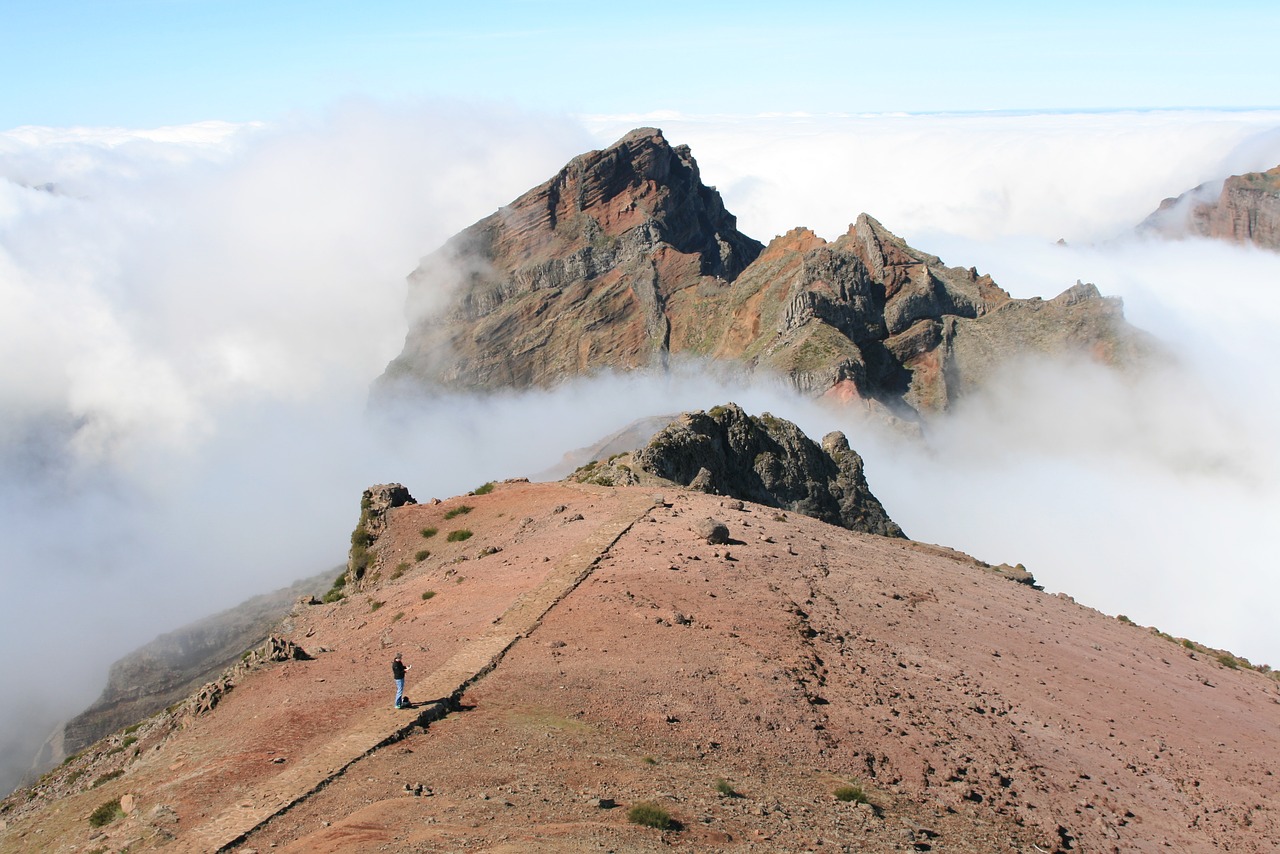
[3, 480, 1278, 853]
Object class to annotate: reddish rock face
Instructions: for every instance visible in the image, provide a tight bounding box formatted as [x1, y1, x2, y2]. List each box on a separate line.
[1141, 165, 1280, 250]
[379, 128, 1148, 420]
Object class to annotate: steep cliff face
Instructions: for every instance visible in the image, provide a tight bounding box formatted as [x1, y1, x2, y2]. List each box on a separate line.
[380, 128, 1147, 420]
[382, 127, 763, 391]
[1140, 165, 1280, 250]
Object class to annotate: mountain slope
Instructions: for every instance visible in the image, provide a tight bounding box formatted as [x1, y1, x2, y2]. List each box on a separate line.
[5, 475, 1277, 852]
[380, 128, 1147, 420]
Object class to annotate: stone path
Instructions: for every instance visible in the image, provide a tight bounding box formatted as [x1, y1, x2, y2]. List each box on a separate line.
[177, 491, 656, 853]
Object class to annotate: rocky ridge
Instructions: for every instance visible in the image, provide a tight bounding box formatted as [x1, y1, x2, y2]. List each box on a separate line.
[1139, 164, 1280, 250]
[5, 476, 1277, 853]
[381, 128, 1147, 421]
[50, 571, 331, 769]
[573, 403, 904, 538]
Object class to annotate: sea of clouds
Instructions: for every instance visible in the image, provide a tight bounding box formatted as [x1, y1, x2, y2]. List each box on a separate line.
[2, 104, 1279, 793]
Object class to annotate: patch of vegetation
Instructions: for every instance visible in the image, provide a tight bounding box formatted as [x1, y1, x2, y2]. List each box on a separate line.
[91, 769, 124, 789]
[391, 611, 404, 623]
[391, 561, 410, 580]
[834, 783, 869, 804]
[471, 482, 495, 495]
[640, 755, 657, 765]
[421, 590, 437, 600]
[421, 526, 438, 538]
[1117, 614, 1134, 625]
[123, 722, 142, 735]
[714, 778, 738, 797]
[322, 569, 348, 603]
[1182, 638, 1195, 649]
[415, 549, 431, 561]
[369, 599, 385, 612]
[443, 505, 473, 520]
[447, 529, 473, 542]
[88, 798, 124, 828]
[1218, 653, 1241, 670]
[65, 768, 86, 787]
[627, 800, 674, 830]
[120, 736, 137, 749]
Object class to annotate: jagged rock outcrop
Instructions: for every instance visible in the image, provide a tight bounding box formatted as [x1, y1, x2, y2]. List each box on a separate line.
[1140, 165, 1280, 250]
[344, 483, 416, 590]
[379, 128, 1147, 421]
[620, 403, 904, 538]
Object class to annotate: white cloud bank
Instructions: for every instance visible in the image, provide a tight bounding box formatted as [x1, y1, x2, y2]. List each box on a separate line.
[2, 105, 1279, 792]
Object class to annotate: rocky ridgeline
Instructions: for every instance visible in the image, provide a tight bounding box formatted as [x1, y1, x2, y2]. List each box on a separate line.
[572, 403, 904, 538]
[52, 573, 330, 767]
[380, 128, 1146, 422]
[1140, 164, 1280, 250]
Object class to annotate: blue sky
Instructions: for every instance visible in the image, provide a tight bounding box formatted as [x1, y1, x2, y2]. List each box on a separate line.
[3, 0, 1279, 128]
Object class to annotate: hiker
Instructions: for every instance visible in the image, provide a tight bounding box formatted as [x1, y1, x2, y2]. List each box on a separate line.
[392, 653, 411, 708]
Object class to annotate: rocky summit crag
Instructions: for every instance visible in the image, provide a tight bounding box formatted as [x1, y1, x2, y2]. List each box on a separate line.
[1140, 164, 1280, 250]
[381, 128, 1146, 421]
[572, 403, 904, 538]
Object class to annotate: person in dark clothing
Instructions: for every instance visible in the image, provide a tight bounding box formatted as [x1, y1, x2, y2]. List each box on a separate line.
[392, 653, 411, 708]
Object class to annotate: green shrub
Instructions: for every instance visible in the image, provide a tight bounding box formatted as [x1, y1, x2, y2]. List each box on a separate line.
[120, 736, 137, 749]
[640, 755, 657, 765]
[834, 783, 869, 804]
[1182, 638, 1195, 649]
[714, 778, 737, 796]
[415, 549, 430, 562]
[91, 770, 124, 789]
[321, 587, 346, 604]
[1117, 614, 1134, 625]
[369, 599, 384, 612]
[443, 505, 472, 520]
[88, 798, 124, 827]
[421, 527, 438, 538]
[391, 612, 404, 623]
[421, 590, 437, 600]
[447, 529, 473, 542]
[123, 723, 142, 735]
[471, 482, 495, 495]
[391, 562, 410, 580]
[626, 801, 673, 830]
[1218, 653, 1240, 670]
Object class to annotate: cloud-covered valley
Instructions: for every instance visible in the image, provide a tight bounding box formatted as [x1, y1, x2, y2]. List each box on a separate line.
[2, 105, 1279, 792]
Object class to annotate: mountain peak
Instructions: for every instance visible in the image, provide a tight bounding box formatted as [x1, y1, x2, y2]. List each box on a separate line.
[382, 133, 1147, 416]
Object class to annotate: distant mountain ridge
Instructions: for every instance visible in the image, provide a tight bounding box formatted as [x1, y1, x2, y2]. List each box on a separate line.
[380, 128, 1147, 421]
[1139, 164, 1280, 250]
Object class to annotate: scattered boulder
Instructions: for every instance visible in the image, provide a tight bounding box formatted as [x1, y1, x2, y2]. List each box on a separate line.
[699, 519, 731, 545]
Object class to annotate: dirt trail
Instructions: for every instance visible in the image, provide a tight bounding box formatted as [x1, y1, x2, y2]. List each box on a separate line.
[176, 490, 656, 853]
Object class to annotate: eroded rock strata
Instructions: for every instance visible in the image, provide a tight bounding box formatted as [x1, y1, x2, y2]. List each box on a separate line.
[382, 128, 1146, 420]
